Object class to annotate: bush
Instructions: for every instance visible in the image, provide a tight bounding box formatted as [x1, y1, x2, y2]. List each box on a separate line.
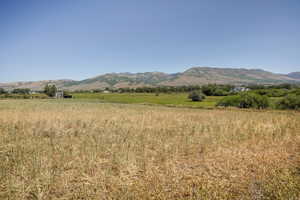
[31, 93, 49, 99]
[253, 89, 288, 97]
[12, 88, 30, 94]
[213, 88, 229, 96]
[290, 89, 300, 96]
[201, 84, 232, 96]
[217, 93, 270, 109]
[276, 94, 300, 110]
[188, 91, 206, 102]
[216, 95, 242, 107]
[0, 88, 7, 94]
[239, 93, 270, 109]
[63, 91, 73, 98]
[0, 94, 30, 99]
[201, 85, 216, 96]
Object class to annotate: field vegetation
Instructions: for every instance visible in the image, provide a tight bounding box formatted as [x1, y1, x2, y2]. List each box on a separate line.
[73, 92, 220, 108]
[0, 83, 299, 110]
[0, 99, 299, 199]
[0, 93, 48, 99]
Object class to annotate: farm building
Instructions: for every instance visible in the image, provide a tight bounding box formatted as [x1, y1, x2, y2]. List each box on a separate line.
[231, 87, 250, 93]
[55, 91, 73, 99]
[55, 91, 64, 98]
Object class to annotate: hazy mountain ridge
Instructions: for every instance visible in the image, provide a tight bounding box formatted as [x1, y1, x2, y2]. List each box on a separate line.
[287, 72, 300, 80]
[0, 79, 76, 91]
[1, 67, 299, 91]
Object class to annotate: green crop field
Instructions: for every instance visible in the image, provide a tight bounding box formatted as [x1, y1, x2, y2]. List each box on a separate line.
[72, 93, 283, 109]
[72, 93, 222, 108]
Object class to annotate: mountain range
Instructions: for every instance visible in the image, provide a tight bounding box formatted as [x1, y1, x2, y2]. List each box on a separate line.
[1, 67, 299, 91]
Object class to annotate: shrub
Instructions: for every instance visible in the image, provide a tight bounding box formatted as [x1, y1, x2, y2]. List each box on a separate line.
[188, 91, 206, 102]
[213, 89, 229, 96]
[276, 94, 300, 110]
[0, 94, 30, 99]
[267, 89, 288, 97]
[216, 95, 242, 107]
[239, 93, 270, 109]
[217, 93, 270, 109]
[31, 93, 49, 99]
[253, 89, 288, 97]
[201, 84, 232, 96]
[12, 88, 30, 94]
[201, 85, 216, 96]
[0, 88, 7, 94]
[290, 89, 300, 96]
[63, 91, 73, 98]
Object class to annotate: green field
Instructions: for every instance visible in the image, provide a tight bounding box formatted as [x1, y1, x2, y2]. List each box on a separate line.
[72, 93, 222, 108]
[72, 92, 283, 109]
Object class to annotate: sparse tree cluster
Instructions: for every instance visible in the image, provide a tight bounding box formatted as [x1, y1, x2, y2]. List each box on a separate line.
[247, 83, 298, 90]
[217, 92, 270, 109]
[12, 88, 31, 94]
[276, 94, 300, 110]
[44, 84, 57, 97]
[0, 88, 7, 94]
[201, 84, 234, 96]
[2, 82, 299, 110]
[83, 84, 236, 96]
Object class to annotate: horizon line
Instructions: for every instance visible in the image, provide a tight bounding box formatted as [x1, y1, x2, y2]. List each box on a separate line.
[1, 66, 298, 84]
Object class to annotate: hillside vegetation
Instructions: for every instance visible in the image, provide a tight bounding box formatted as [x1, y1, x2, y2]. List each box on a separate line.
[1, 67, 299, 91]
[0, 100, 299, 199]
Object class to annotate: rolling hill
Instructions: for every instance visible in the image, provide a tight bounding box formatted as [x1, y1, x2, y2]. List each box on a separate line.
[1, 67, 299, 91]
[287, 72, 300, 80]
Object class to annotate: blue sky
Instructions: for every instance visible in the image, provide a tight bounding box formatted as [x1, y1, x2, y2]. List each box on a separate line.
[0, 0, 300, 82]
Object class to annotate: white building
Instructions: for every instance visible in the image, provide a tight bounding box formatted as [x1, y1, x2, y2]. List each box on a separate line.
[55, 91, 64, 98]
[231, 87, 250, 93]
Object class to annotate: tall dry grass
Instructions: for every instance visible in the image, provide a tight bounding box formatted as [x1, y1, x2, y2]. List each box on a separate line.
[0, 100, 299, 200]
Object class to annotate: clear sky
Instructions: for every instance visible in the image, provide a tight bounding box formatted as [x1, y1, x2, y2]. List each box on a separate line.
[1, 0, 300, 82]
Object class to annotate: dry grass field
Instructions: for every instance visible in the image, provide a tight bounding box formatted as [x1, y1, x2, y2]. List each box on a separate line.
[0, 99, 299, 200]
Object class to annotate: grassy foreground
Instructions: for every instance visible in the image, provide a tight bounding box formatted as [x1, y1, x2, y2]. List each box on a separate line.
[0, 100, 299, 199]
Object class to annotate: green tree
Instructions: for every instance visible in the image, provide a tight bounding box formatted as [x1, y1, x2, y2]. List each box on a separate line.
[213, 88, 229, 96]
[188, 91, 206, 102]
[276, 94, 300, 110]
[217, 92, 270, 109]
[12, 88, 30, 94]
[238, 92, 269, 109]
[0, 88, 7, 94]
[216, 95, 242, 107]
[201, 84, 231, 96]
[201, 84, 217, 96]
[44, 84, 57, 97]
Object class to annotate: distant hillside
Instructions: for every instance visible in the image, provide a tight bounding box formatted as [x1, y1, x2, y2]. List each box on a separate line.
[161, 67, 296, 86]
[1, 67, 299, 91]
[0, 80, 75, 91]
[287, 72, 300, 80]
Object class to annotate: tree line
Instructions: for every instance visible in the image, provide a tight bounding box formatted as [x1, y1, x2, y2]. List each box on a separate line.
[0, 84, 72, 98]
[76, 84, 236, 96]
[1, 83, 299, 109]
